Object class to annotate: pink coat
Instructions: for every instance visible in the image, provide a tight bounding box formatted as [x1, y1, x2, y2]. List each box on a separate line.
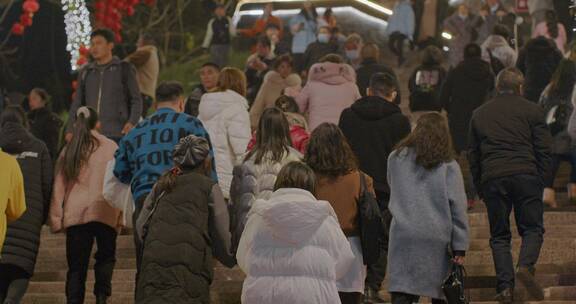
[49, 131, 122, 232]
[296, 62, 361, 130]
[533, 22, 567, 54]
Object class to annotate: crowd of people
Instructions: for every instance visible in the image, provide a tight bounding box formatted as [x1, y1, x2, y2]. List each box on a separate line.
[0, 0, 575, 304]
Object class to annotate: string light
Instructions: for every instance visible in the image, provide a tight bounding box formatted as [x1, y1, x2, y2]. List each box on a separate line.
[61, 0, 92, 70]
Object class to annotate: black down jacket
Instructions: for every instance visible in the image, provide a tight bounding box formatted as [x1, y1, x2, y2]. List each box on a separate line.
[440, 57, 495, 153]
[517, 37, 563, 103]
[0, 122, 53, 275]
[27, 107, 62, 161]
[136, 171, 235, 304]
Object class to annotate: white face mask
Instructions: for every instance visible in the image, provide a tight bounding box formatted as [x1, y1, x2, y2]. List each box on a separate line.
[346, 49, 360, 60]
[318, 33, 330, 43]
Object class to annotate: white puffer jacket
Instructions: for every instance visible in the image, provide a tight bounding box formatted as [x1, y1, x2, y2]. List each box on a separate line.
[199, 90, 251, 198]
[237, 188, 354, 304]
[229, 148, 302, 248]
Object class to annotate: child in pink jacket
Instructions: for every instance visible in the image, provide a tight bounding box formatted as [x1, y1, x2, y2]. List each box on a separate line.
[50, 106, 121, 304]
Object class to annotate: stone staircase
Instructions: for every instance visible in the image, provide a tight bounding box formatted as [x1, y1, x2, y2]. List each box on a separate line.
[20, 200, 576, 304]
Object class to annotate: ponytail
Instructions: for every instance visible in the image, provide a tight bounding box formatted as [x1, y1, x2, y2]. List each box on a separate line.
[545, 10, 559, 39]
[61, 107, 99, 183]
[154, 167, 181, 196]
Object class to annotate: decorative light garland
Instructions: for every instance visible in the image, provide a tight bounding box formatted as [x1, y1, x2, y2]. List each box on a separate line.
[61, 0, 92, 71]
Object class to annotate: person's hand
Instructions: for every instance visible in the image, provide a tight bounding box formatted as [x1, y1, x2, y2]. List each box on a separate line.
[453, 256, 465, 266]
[122, 122, 134, 135]
[65, 132, 73, 143]
[255, 60, 268, 71]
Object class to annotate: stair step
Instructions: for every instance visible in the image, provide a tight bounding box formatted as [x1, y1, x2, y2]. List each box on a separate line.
[468, 212, 576, 227]
[31, 267, 246, 283]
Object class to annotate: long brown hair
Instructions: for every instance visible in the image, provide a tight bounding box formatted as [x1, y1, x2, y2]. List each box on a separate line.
[245, 107, 292, 164]
[61, 107, 99, 183]
[395, 113, 455, 170]
[548, 59, 576, 99]
[304, 123, 358, 178]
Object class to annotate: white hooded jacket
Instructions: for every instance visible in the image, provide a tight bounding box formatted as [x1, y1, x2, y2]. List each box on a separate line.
[237, 188, 354, 304]
[198, 90, 251, 198]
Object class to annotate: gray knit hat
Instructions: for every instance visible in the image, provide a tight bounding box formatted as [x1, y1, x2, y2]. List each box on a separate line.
[172, 135, 210, 169]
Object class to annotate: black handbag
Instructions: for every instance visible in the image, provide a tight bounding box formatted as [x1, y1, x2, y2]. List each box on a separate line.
[442, 263, 469, 304]
[357, 173, 386, 265]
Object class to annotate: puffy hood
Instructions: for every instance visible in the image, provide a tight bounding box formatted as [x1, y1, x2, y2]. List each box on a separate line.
[351, 96, 402, 121]
[258, 188, 335, 245]
[265, 71, 302, 88]
[0, 122, 32, 154]
[308, 62, 356, 85]
[199, 90, 249, 121]
[484, 35, 511, 50]
[455, 58, 493, 82]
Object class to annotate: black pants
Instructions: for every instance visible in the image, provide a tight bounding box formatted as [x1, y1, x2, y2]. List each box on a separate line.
[133, 196, 146, 274]
[339, 292, 362, 304]
[388, 32, 408, 65]
[66, 222, 117, 304]
[0, 264, 30, 304]
[365, 193, 392, 292]
[391, 292, 446, 304]
[481, 174, 545, 292]
[544, 153, 576, 188]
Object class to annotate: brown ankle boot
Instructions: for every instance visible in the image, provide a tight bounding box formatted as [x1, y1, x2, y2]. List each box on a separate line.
[543, 188, 558, 208]
[568, 183, 576, 203]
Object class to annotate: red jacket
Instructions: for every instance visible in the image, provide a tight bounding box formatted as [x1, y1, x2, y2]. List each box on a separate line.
[247, 125, 309, 154]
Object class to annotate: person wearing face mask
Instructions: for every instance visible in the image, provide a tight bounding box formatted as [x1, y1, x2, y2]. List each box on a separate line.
[385, 0, 415, 67]
[185, 63, 221, 117]
[344, 34, 363, 70]
[302, 26, 342, 73]
[250, 55, 302, 130]
[443, 4, 483, 67]
[290, 2, 319, 73]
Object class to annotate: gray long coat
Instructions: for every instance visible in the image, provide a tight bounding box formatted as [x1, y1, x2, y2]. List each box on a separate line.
[387, 149, 469, 299]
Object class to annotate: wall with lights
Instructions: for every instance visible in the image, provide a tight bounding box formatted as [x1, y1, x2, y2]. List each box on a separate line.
[61, 0, 92, 71]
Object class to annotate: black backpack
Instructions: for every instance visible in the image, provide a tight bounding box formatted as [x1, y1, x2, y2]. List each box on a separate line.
[357, 173, 387, 265]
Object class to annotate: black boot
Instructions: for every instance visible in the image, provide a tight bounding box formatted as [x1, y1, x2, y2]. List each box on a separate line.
[494, 288, 514, 304]
[517, 266, 544, 300]
[96, 294, 108, 304]
[363, 287, 386, 303]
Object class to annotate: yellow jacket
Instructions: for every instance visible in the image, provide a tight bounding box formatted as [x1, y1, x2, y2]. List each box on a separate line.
[0, 149, 26, 253]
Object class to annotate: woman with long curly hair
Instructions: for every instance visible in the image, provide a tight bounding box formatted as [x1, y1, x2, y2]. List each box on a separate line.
[386, 113, 469, 304]
[304, 123, 374, 304]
